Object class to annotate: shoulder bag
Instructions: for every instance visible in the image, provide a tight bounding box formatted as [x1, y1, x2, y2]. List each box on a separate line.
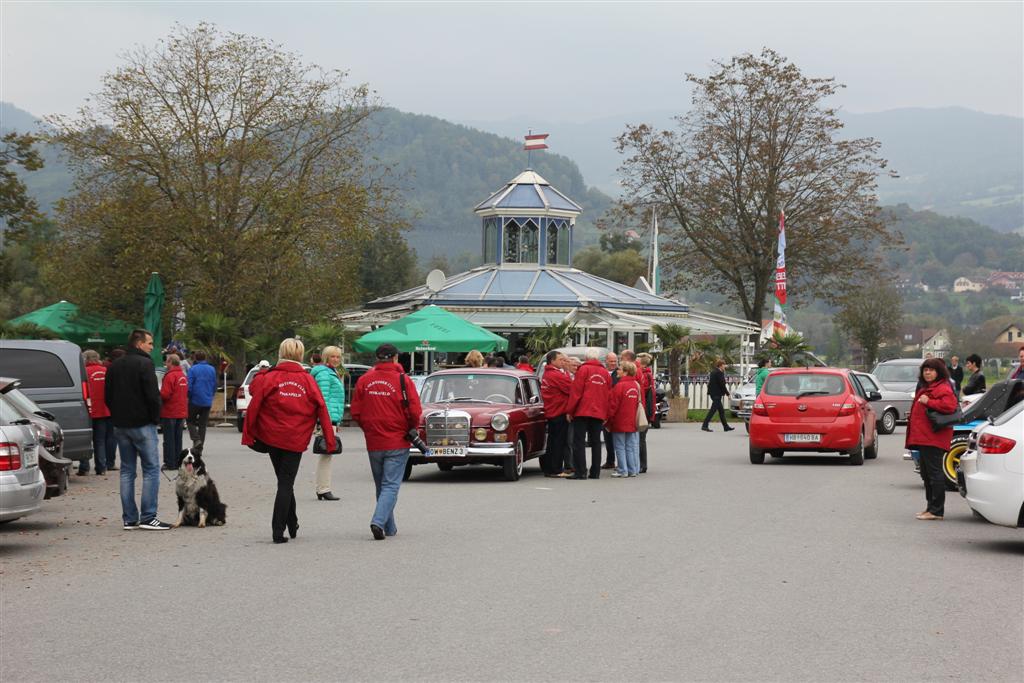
[636, 402, 650, 432]
[927, 405, 963, 431]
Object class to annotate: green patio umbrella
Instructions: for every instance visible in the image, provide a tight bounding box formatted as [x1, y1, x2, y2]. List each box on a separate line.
[144, 272, 165, 364]
[8, 301, 136, 347]
[353, 305, 508, 353]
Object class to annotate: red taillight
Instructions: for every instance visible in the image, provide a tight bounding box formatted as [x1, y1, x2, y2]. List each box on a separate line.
[978, 433, 1017, 455]
[838, 403, 857, 416]
[236, 386, 245, 400]
[752, 402, 768, 416]
[0, 443, 23, 471]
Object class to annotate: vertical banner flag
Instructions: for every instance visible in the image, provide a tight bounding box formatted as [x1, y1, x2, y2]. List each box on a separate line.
[650, 209, 661, 295]
[775, 210, 787, 305]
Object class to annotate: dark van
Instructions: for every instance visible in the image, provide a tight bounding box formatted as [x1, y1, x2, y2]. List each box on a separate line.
[0, 340, 93, 463]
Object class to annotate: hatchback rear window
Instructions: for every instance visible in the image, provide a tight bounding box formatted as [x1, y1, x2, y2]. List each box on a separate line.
[0, 349, 74, 388]
[764, 374, 845, 397]
[873, 364, 920, 383]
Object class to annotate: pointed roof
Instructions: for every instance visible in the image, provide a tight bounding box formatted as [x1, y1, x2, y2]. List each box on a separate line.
[474, 170, 583, 217]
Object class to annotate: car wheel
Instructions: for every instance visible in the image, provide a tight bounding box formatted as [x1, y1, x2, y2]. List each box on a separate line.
[236, 414, 244, 433]
[403, 460, 413, 482]
[943, 434, 970, 491]
[749, 445, 765, 464]
[503, 438, 525, 481]
[879, 409, 897, 435]
[864, 428, 879, 460]
[848, 435, 865, 466]
[437, 463, 454, 472]
[769, 450, 784, 459]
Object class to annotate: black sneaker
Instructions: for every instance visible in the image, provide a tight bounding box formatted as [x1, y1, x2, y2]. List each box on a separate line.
[123, 521, 140, 530]
[370, 524, 385, 540]
[139, 518, 172, 530]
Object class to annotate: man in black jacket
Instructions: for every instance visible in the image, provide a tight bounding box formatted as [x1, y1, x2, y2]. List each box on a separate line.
[702, 359, 734, 433]
[106, 329, 170, 530]
[947, 356, 964, 396]
[601, 352, 620, 470]
[962, 354, 986, 397]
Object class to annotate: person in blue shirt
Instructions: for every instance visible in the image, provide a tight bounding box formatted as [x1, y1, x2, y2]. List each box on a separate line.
[186, 351, 218, 454]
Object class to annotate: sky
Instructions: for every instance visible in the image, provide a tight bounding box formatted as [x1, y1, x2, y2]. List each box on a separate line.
[2, 1, 1022, 125]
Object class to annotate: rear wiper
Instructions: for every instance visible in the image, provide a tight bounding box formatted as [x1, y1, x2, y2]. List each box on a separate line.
[796, 390, 830, 398]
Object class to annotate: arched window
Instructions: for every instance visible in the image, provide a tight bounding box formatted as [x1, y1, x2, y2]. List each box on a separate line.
[546, 222, 559, 264]
[557, 222, 571, 264]
[483, 218, 498, 263]
[503, 219, 520, 263]
[520, 219, 539, 262]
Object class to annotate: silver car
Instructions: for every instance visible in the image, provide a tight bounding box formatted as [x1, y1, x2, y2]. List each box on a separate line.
[853, 371, 914, 434]
[871, 358, 924, 394]
[0, 398, 46, 523]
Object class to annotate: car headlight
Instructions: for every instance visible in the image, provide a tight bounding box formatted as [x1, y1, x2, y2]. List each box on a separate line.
[491, 413, 509, 431]
[473, 427, 488, 441]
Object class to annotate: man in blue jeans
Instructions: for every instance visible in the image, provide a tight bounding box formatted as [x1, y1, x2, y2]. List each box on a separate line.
[349, 344, 423, 540]
[105, 329, 171, 530]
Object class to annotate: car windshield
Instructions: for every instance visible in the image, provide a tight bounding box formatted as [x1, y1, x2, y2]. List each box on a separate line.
[764, 373, 845, 397]
[873, 364, 920, 383]
[420, 374, 519, 404]
[4, 388, 44, 416]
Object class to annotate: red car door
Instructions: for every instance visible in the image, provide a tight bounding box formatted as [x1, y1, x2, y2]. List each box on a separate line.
[520, 377, 547, 454]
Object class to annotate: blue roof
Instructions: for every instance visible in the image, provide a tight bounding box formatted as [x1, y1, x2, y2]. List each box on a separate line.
[475, 170, 583, 214]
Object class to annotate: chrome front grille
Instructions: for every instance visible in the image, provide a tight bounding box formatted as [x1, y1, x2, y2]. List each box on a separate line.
[424, 409, 471, 447]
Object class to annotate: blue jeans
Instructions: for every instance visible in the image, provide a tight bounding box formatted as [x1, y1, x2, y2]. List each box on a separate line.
[115, 425, 161, 524]
[161, 418, 185, 468]
[82, 416, 116, 473]
[612, 432, 640, 475]
[368, 449, 409, 536]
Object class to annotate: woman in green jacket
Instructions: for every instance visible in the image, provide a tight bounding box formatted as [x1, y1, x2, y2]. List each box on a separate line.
[754, 358, 773, 396]
[311, 345, 346, 501]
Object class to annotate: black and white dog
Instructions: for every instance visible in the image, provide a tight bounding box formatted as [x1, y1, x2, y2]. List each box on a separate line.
[173, 448, 227, 528]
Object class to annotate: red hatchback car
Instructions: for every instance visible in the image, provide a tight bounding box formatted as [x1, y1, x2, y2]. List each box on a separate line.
[748, 368, 881, 465]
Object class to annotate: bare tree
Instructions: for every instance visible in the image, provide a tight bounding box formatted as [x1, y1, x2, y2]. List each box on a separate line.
[615, 49, 895, 326]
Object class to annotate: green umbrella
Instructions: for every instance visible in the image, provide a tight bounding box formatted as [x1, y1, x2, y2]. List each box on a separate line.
[144, 272, 165, 363]
[353, 305, 508, 353]
[8, 301, 136, 346]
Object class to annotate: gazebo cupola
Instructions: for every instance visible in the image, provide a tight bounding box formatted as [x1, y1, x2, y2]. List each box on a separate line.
[473, 170, 583, 267]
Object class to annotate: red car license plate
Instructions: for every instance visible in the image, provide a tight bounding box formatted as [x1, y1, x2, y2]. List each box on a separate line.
[784, 433, 821, 443]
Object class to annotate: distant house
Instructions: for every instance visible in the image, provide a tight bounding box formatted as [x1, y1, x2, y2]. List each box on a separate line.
[921, 329, 952, 359]
[953, 277, 984, 293]
[993, 323, 1024, 346]
[985, 272, 1024, 291]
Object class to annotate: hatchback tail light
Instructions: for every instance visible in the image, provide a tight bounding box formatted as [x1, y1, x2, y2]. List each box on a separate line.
[978, 433, 1017, 455]
[752, 402, 768, 416]
[236, 386, 246, 400]
[838, 402, 857, 416]
[0, 443, 23, 471]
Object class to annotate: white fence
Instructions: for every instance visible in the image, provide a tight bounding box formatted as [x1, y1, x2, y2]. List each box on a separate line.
[656, 375, 747, 411]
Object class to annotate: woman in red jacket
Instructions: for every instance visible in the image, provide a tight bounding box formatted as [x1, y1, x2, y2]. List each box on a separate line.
[159, 354, 189, 470]
[242, 338, 335, 544]
[905, 358, 960, 520]
[607, 361, 642, 477]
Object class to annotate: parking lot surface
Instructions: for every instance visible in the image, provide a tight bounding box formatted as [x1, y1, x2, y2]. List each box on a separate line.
[2, 423, 1022, 681]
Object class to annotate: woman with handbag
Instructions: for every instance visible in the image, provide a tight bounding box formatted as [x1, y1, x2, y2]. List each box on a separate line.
[607, 361, 642, 478]
[905, 358, 959, 520]
[242, 338, 335, 543]
[310, 345, 345, 501]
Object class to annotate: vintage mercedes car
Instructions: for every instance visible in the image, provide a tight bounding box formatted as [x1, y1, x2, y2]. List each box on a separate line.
[405, 368, 547, 481]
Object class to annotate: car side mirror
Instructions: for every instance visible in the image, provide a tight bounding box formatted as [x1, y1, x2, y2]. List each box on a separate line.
[528, 395, 540, 404]
[868, 391, 882, 402]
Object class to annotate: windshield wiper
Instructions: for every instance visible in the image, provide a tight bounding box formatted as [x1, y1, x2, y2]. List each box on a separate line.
[796, 390, 830, 398]
[449, 397, 493, 403]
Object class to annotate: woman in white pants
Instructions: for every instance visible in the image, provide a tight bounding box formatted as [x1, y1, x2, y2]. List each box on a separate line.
[310, 346, 345, 501]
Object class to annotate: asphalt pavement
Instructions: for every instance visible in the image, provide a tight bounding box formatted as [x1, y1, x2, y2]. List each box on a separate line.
[2, 421, 1022, 682]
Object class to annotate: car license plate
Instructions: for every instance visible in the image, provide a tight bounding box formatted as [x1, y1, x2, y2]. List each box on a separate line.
[23, 447, 37, 467]
[784, 433, 821, 443]
[431, 446, 466, 457]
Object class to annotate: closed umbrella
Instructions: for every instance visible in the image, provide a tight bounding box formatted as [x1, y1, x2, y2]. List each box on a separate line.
[144, 272, 165, 364]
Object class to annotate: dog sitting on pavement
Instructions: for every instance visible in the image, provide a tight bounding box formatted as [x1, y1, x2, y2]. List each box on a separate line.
[173, 448, 227, 528]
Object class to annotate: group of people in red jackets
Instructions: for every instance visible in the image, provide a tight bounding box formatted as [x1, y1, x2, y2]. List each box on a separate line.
[540, 347, 655, 479]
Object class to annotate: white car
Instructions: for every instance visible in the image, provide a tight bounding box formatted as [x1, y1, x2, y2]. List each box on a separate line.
[235, 362, 271, 432]
[959, 399, 1024, 528]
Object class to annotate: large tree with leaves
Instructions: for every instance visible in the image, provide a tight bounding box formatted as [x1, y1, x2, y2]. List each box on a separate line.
[44, 23, 404, 331]
[836, 279, 903, 368]
[615, 49, 894, 326]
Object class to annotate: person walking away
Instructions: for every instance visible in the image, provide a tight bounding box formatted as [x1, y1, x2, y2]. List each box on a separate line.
[310, 346, 345, 501]
[601, 352, 620, 470]
[566, 348, 612, 479]
[80, 350, 116, 475]
[515, 355, 535, 373]
[186, 351, 217, 453]
[1010, 346, 1024, 380]
[702, 359, 735, 432]
[905, 358, 959, 520]
[962, 354, 986, 397]
[636, 353, 656, 473]
[540, 350, 573, 478]
[159, 354, 189, 470]
[754, 358, 773, 397]
[106, 329, 169, 530]
[607, 361, 642, 478]
[242, 338, 334, 544]
[465, 350, 484, 368]
[350, 344, 423, 540]
[947, 356, 964, 396]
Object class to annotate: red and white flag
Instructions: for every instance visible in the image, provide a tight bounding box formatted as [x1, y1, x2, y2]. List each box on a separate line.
[774, 210, 787, 305]
[524, 133, 549, 151]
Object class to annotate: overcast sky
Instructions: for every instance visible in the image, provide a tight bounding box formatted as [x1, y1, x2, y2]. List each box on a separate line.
[2, 1, 1022, 124]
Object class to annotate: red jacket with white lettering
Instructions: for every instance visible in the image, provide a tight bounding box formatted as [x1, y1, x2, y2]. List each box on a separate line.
[350, 362, 423, 452]
[85, 361, 110, 419]
[905, 379, 959, 451]
[241, 361, 335, 454]
[567, 359, 612, 420]
[159, 365, 189, 418]
[606, 376, 641, 433]
[541, 366, 573, 418]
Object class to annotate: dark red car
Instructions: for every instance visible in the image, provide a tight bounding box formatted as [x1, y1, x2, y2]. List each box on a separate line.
[748, 368, 881, 465]
[407, 368, 547, 481]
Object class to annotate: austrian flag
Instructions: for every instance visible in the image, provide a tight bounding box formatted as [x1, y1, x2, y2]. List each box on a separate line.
[523, 133, 549, 151]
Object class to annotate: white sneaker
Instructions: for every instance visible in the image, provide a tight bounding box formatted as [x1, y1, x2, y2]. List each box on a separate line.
[610, 471, 626, 478]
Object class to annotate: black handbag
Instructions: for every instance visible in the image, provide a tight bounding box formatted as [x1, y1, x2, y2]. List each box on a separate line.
[313, 430, 342, 455]
[927, 406, 963, 430]
[248, 438, 270, 454]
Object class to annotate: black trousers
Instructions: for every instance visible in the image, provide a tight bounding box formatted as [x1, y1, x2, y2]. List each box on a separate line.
[543, 415, 568, 474]
[917, 445, 946, 516]
[564, 422, 575, 471]
[268, 448, 302, 539]
[603, 428, 616, 466]
[572, 416, 604, 478]
[187, 404, 211, 452]
[702, 397, 730, 428]
[639, 430, 648, 472]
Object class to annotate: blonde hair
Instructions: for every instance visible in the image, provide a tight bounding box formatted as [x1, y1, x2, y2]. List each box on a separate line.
[321, 345, 343, 366]
[637, 352, 653, 366]
[619, 360, 637, 376]
[82, 349, 100, 363]
[465, 350, 484, 368]
[278, 338, 305, 363]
